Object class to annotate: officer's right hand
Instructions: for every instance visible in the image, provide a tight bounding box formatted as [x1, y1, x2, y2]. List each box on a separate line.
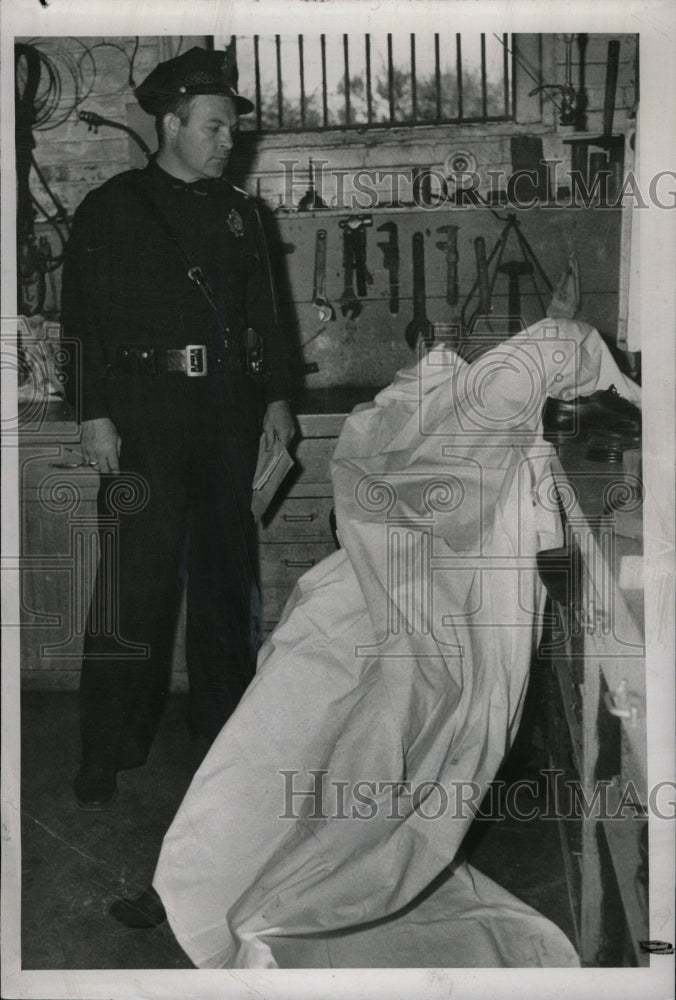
[81, 417, 121, 474]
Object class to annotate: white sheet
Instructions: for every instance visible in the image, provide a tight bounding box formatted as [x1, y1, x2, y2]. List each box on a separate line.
[153, 318, 639, 969]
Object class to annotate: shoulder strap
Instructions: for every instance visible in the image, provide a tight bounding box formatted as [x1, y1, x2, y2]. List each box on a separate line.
[129, 175, 219, 315]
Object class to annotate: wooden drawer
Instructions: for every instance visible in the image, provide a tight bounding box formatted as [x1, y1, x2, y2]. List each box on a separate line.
[259, 496, 335, 542]
[284, 437, 338, 495]
[548, 451, 648, 966]
[17, 422, 344, 684]
[19, 444, 100, 499]
[259, 541, 337, 587]
[261, 585, 294, 623]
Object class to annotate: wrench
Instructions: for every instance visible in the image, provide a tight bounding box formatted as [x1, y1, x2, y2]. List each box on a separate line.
[340, 216, 373, 298]
[404, 232, 434, 349]
[339, 229, 361, 320]
[352, 225, 373, 297]
[436, 224, 459, 307]
[377, 221, 400, 315]
[312, 229, 335, 321]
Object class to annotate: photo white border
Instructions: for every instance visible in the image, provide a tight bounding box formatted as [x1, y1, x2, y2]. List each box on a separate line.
[2, 2, 674, 998]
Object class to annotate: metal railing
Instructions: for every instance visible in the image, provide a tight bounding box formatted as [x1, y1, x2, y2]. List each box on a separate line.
[229, 32, 514, 132]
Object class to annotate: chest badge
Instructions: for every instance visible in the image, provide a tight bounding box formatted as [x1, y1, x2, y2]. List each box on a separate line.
[226, 209, 245, 238]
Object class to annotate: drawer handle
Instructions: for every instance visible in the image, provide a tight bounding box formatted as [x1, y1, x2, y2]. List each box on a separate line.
[283, 558, 316, 568]
[604, 680, 641, 726]
[282, 513, 317, 522]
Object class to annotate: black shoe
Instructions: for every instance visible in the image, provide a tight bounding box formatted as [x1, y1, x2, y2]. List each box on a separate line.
[110, 886, 166, 928]
[543, 384, 641, 444]
[73, 764, 117, 810]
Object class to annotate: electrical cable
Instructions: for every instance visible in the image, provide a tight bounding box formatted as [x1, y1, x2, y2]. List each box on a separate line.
[129, 36, 139, 88]
[30, 153, 70, 223]
[492, 33, 563, 115]
[25, 42, 82, 130]
[66, 36, 97, 104]
[78, 41, 133, 98]
[28, 195, 67, 268]
[14, 37, 137, 318]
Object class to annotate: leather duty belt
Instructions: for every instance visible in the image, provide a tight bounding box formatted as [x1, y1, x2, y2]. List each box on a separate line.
[114, 344, 230, 377]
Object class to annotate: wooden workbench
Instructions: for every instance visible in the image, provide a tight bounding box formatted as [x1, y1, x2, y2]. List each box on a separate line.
[541, 437, 647, 966]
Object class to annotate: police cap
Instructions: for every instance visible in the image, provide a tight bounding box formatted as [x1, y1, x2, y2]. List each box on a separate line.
[134, 46, 254, 117]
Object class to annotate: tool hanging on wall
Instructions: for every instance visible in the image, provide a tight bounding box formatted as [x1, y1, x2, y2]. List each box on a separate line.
[529, 33, 576, 126]
[563, 39, 624, 196]
[474, 237, 491, 321]
[404, 232, 434, 350]
[547, 251, 581, 319]
[353, 226, 373, 297]
[498, 260, 534, 335]
[339, 215, 373, 301]
[460, 213, 552, 336]
[574, 34, 589, 133]
[311, 229, 335, 322]
[492, 34, 577, 127]
[339, 229, 361, 320]
[377, 222, 400, 316]
[298, 158, 329, 211]
[435, 225, 459, 308]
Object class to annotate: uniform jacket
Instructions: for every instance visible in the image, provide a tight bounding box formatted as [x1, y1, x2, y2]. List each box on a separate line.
[61, 159, 293, 421]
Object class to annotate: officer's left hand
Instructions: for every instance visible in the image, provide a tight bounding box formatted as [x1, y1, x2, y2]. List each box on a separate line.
[262, 399, 295, 451]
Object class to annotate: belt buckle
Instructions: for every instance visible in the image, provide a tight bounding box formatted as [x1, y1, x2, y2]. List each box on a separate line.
[185, 344, 208, 377]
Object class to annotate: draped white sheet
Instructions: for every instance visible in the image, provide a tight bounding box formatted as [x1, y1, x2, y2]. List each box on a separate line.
[153, 319, 640, 969]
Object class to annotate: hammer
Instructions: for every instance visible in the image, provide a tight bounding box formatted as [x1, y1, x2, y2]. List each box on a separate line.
[498, 260, 533, 335]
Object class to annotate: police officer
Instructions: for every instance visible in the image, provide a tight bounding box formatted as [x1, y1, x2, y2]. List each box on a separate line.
[62, 46, 295, 809]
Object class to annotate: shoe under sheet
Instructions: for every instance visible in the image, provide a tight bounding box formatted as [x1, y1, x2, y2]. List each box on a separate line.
[153, 319, 640, 969]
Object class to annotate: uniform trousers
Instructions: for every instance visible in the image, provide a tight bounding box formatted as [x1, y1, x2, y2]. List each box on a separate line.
[79, 365, 262, 769]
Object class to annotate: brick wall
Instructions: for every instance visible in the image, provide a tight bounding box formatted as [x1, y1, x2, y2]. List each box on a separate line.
[24, 33, 638, 377]
[26, 33, 637, 214]
[24, 36, 208, 215]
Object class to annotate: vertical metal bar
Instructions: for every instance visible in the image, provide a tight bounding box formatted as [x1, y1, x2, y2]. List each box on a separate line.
[230, 34, 237, 58]
[480, 33, 488, 118]
[434, 33, 441, 121]
[365, 34, 372, 124]
[254, 35, 262, 131]
[456, 33, 463, 120]
[299, 34, 306, 127]
[321, 34, 328, 126]
[502, 31, 509, 117]
[410, 33, 417, 120]
[387, 33, 395, 123]
[276, 35, 283, 127]
[343, 33, 351, 125]
[511, 33, 518, 123]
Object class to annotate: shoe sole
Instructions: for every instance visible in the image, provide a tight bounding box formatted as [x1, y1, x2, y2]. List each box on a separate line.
[75, 789, 117, 811]
[109, 893, 167, 928]
[543, 428, 641, 448]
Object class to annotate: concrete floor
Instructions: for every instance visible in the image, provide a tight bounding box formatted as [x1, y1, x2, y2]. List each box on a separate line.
[18, 689, 576, 969]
